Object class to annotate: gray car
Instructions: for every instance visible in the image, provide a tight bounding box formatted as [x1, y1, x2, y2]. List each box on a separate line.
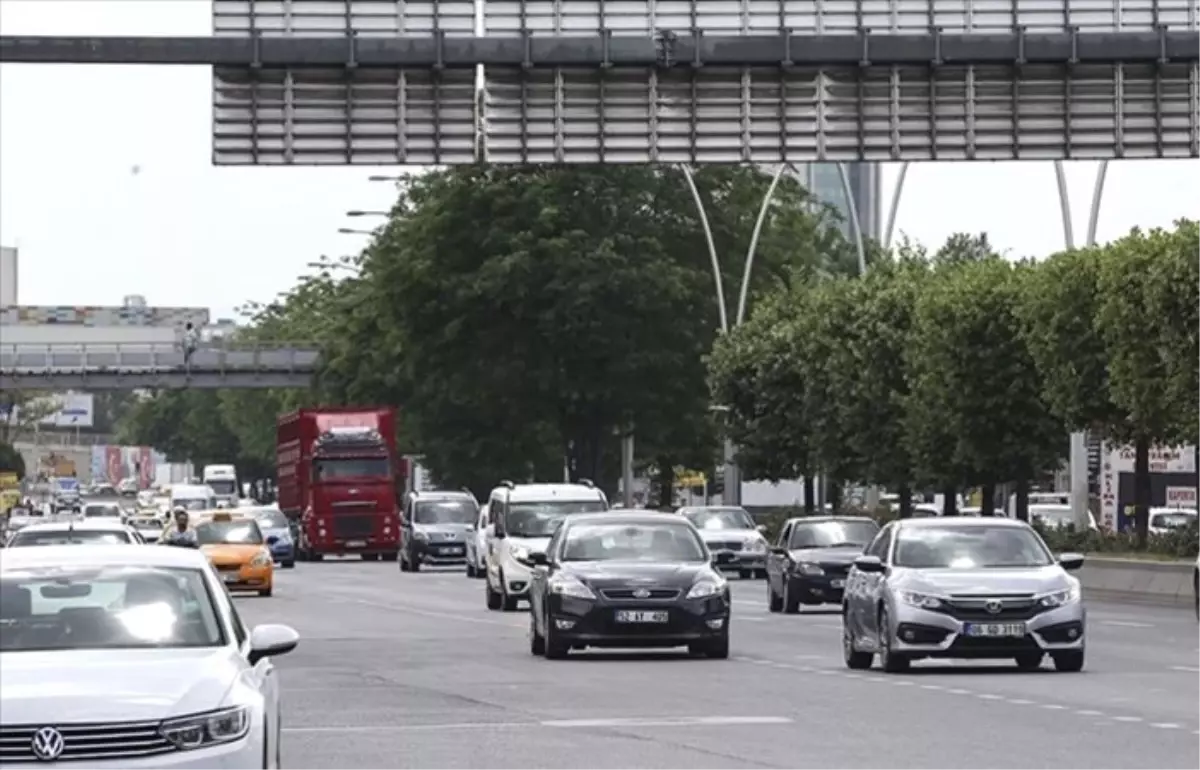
[677, 506, 770, 579]
[842, 517, 1086, 673]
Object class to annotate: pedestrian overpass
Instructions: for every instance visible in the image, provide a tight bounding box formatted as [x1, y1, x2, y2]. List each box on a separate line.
[0, 342, 321, 389]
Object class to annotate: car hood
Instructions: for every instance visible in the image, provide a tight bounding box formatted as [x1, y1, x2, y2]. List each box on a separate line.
[897, 566, 1070, 595]
[0, 647, 239, 724]
[697, 529, 756, 543]
[414, 522, 472, 540]
[505, 536, 551, 553]
[787, 546, 865, 563]
[261, 526, 292, 542]
[202, 543, 266, 567]
[563, 561, 713, 590]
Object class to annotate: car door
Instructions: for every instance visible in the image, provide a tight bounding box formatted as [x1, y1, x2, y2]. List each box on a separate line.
[214, 575, 280, 765]
[766, 521, 793, 594]
[529, 526, 563, 633]
[855, 524, 895, 637]
[470, 505, 489, 566]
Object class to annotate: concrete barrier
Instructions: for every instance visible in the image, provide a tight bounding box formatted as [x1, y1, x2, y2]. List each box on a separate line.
[1078, 556, 1197, 607]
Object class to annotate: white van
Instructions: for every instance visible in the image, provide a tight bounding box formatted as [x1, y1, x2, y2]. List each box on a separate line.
[202, 465, 239, 505]
[169, 483, 217, 512]
[484, 481, 608, 611]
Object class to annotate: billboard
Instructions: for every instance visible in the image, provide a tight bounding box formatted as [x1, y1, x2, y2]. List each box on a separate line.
[90, 445, 156, 488]
[0, 392, 95, 428]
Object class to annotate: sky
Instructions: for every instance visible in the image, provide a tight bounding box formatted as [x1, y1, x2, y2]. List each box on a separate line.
[1, 0, 1197, 323]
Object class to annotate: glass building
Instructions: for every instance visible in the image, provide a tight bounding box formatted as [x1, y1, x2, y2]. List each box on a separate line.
[795, 163, 882, 242]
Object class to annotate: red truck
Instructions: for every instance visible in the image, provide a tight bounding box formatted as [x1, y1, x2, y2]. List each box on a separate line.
[277, 407, 404, 562]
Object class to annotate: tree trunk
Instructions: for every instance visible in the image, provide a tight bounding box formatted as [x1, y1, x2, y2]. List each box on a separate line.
[941, 486, 958, 516]
[828, 480, 844, 513]
[1133, 436, 1151, 548]
[654, 461, 674, 509]
[1015, 478, 1030, 522]
[897, 483, 913, 519]
[803, 476, 815, 515]
[980, 483, 996, 516]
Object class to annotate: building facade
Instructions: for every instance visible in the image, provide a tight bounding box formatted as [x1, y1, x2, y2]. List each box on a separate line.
[796, 163, 882, 242]
[0, 246, 17, 306]
[0, 300, 210, 346]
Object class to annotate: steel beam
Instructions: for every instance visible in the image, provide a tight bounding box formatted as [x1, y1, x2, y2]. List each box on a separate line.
[2, 31, 1195, 67]
[0, 371, 315, 390]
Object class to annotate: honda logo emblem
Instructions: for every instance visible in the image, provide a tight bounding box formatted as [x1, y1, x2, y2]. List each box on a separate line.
[632, 588, 651, 599]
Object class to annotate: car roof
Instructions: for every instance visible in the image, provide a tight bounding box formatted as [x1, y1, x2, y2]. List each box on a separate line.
[562, 510, 691, 527]
[82, 501, 123, 508]
[413, 490, 476, 501]
[18, 519, 131, 533]
[0, 544, 208, 572]
[895, 517, 1032, 529]
[785, 515, 876, 525]
[677, 506, 748, 513]
[493, 483, 607, 503]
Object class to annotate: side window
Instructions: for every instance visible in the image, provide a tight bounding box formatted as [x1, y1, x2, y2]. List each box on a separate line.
[479, 506, 490, 528]
[777, 522, 792, 548]
[489, 495, 504, 530]
[545, 526, 565, 561]
[211, 576, 248, 647]
[866, 525, 894, 562]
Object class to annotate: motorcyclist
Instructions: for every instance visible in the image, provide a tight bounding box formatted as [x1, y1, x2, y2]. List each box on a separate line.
[161, 507, 197, 546]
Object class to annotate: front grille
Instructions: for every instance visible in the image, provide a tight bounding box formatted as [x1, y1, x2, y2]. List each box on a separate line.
[0, 720, 175, 763]
[600, 588, 681, 601]
[708, 541, 743, 552]
[332, 514, 374, 539]
[819, 563, 851, 576]
[938, 596, 1044, 622]
[949, 634, 1041, 654]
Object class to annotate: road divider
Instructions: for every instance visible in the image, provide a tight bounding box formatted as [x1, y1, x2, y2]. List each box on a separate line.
[1078, 557, 1196, 607]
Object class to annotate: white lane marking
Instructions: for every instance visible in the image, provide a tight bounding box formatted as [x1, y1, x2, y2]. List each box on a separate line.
[946, 688, 971, 695]
[1113, 716, 1143, 723]
[1007, 699, 1034, 706]
[919, 684, 943, 691]
[1100, 620, 1154, 628]
[815, 623, 842, 630]
[1076, 710, 1104, 717]
[740, 616, 767, 623]
[542, 716, 793, 729]
[1150, 723, 1181, 729]
[1040, 704, 1066, 710]
[976, 693, 1003, 701]
[1169, 665, 1200, 673]
[286, 722, 530, 734]
[344, 597, 526, 631]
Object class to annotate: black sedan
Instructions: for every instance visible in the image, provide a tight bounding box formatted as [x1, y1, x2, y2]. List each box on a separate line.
[523, 511, 734, 659]
[765, 516, 880, 613]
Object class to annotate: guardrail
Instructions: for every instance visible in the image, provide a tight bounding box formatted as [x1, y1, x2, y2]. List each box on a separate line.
[1078, 556, 1197, 608]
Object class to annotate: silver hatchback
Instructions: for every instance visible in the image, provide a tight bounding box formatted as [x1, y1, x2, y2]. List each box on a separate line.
[842, 517, 1086, 673]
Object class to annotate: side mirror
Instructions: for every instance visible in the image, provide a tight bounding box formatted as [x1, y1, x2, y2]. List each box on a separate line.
[756, 524, 767, 533]
[266, 535, 279, 546]
[1057, 552, 1085, 571]
[769, 546, 788, 556]
[852, 554, 885, 573]
[712, 550, 736, 566]
[519, 551, 549, 568]
[248, 623, 300, 665]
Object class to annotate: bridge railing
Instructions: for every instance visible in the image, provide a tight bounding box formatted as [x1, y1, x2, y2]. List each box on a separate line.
[0, 340, 322, 373]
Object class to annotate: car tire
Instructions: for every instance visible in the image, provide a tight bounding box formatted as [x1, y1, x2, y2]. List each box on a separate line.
[704, 632, 730, 659]
[876, 606, 909, 673]
[755, 569, 768, 580]
[281, 560, 295, 569]
[842, 614, 873, 670]
[767, 581, 783, 613]
[410, 553, 421, 572]
[399, 550, 411, 571]
[1014, 652, 1043, 671]
[362, 553, 380, 562]
[259, 587, 273, 597]
[466, 562, 476, 578]
[501, 573, 520, 611]
[782, 581, 801, 614]
[544, 612, 569, 659]
[529, 612, 546, 656]
[739, 569, 752, 580]
[381, 551, 399, 562]
[485, 574, 503, 610]
[1051, 649, 1085, 672]
[309, 552, 323, 562]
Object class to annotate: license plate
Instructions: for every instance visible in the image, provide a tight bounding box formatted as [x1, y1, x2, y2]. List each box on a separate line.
[439, 546, 463, 555]
[830, 579, 845, 588]
[965, 622, 1026, 638]
[222, 573, 239, 583]
[615, 610, 669, 624]
[345, 540, 367, 548]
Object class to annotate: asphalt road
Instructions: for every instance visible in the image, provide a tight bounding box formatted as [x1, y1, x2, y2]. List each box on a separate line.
[238, 561, 1200, 769]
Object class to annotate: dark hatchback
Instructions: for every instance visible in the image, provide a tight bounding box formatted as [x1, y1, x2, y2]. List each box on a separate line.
[766, 516, 880, 613]
[524, 511, 734, 659]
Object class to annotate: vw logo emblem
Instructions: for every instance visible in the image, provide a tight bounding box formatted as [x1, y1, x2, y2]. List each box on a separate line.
[31, 727, 65, 761]
[985, 600, 1003, 614]
[632, 588, 651, 599]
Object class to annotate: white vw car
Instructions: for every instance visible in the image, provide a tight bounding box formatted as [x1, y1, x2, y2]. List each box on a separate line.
[0, 545, 299, 768]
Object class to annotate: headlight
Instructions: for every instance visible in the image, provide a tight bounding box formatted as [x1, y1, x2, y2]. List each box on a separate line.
[509, 545, 530, 562]
[549, 576, 596, 600]
[792, 562, 823, 576]
[413, 530, 429, 541]
[898, 590, 943, 610]
[745, 538, 767, 553]
[250, 551, 271, 567]
[686, 579, 726, 599]
[1039, 583, 1081, 608]
[160, 705, 250, 750]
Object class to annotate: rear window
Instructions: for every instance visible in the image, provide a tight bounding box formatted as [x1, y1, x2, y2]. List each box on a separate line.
[9, 529, 133, 547]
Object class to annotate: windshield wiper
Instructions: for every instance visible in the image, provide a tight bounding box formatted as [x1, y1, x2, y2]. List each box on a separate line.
[821, 542, 863, 548]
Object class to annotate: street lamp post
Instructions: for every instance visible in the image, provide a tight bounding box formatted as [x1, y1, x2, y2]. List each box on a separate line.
[337, 227, 376, 236]
[346, 210, 390, 218]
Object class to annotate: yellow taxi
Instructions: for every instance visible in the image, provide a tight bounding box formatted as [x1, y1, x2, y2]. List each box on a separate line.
[194, 510, 275, 597]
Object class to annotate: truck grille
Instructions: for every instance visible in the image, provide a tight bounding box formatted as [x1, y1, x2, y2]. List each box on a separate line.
[332, 514, 374, 539]
[0, 720, 176, 763]
[600, 588, 681, 600]
[708, 540, 743, 552]
[819, 563, 851, 576]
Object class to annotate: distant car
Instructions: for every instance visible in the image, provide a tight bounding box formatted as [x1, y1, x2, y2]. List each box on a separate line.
[843, 518, 1086, 673]
[245, 506, 296, 568]
[400, 490, 478, 572]
[50, 477, 82, 513]
[195, 512, 276, 597]
[677, 506, 769, 579]
[524, 511, 734, 659]
[1148, 507, 1197, 535]
[81, 502, 124, 521]
[127, 514, 167, 544]
[7, 519, 144, 548]
[117, 477, 140, 496]
[0, 544, 298, 768]
[465, 502, 491, 578]
[766, 516, 880, 613]
[1029, 504, 1099, 531]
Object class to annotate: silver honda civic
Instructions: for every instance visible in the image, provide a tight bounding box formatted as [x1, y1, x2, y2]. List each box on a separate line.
[842, 517, 1086, 673]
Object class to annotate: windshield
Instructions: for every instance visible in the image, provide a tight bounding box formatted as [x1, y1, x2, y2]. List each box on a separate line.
[254, 511, 289, 530]
[562, 522, 706, 562]
[1150, 511, 1197, 529]
[505, 500, 608, 538]
[1030, 506, 1078, 528]
[195, 519, 263, 545]
[207, 479, 238, 497]
[415, 500, 477, 525]
[8, 529, 134, 547]
[313, 458, 390, 481]
[174, 498, 213, 512]
[894, 525, 1054, 569]
[53, 479, 79, 491]
[131, 517, 162, 529]
[683, 508, 755, 531]
[789, 519, 880, 549]
[83, 505, 122, 518]
[0, 565, 224, 651]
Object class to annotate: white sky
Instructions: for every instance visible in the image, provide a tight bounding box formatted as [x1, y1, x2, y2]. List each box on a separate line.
[1, 0, 1197, 322]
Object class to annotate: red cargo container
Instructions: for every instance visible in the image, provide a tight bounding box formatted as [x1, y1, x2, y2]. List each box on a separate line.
[277, 407, 403, 561]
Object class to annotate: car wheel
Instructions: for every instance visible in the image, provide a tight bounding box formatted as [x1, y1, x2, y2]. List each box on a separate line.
[381, 551, 399, 562]
[409, 553, 421, 572]
[309, 552, 323, 562]
[466, 562, 476, 578]
[782, 580, 801, 614]
[258, 587, 273, 597]
[529, 612, 546, 656]
[876, 606, 909, 673]
[767, 580, 783, 613]
[842, 613, 873, 670]
[1051, 649, 1085, 672]
[281, 560, 295, 569]
[739, 569, 752, 580]
[399, 550, 411, 571]
[362, 553, 380, 562]
[544, 611, 569, 659]
[755, 569, 768, 580]
[485, 573, 503, 610]
[501, 573, 520, 611]
[1014, 652, 1043, 671]
[704, 631, 730, 659]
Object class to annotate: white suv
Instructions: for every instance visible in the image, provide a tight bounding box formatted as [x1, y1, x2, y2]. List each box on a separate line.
[483, 481, 608, 611]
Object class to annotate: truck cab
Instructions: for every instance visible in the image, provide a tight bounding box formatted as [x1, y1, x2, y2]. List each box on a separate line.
[202, 464, 240, 507]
